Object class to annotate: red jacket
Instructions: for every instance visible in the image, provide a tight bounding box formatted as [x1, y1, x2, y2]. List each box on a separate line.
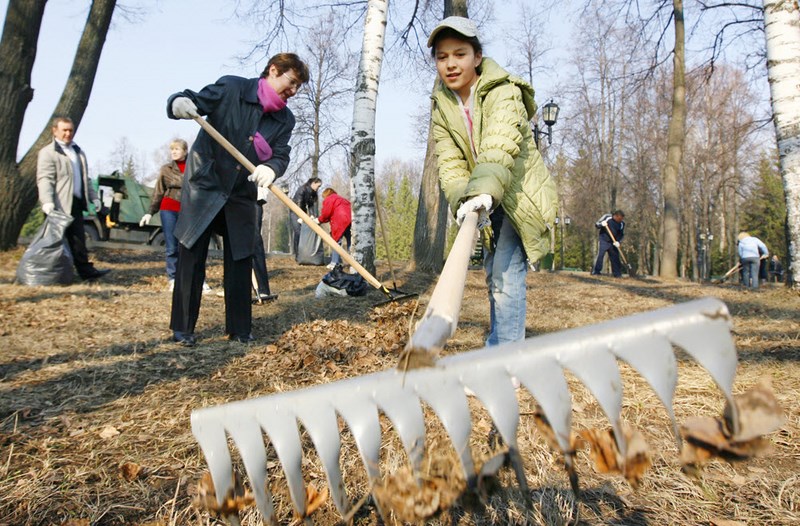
[317, 193, 352, 241]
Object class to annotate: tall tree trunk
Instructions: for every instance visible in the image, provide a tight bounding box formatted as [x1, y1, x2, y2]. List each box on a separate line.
[349, 0, 387, 275]
[659, 0, 686, 278]
[410, 0, 467, 272]
[763, 0, 800, 288]
[0, 0, 117, 250]
[0, 0, 47, 250]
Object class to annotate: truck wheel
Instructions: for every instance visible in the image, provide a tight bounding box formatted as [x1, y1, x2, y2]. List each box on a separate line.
[151, 232, 166, 247]
[85, 223, 100, 241]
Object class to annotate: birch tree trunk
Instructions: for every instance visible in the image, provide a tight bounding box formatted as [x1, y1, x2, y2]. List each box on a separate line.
[659, 0, 686, 278]
[349, 0, 388, 275]
[0, 0, 117, 250]
[410, 0, 467, 272]
[763, 0, 800, 288]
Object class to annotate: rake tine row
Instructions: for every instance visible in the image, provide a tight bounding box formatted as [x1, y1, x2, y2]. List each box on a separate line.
[192, 297, 738, 524]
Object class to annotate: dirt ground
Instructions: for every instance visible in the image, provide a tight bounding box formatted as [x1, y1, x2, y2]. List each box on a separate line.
[0, 245, 798, 526]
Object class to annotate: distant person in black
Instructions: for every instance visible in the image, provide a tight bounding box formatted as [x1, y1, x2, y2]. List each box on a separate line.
[591, 210, 625, 277]
[290, 177, 322, 256]
[769, 255, 784, 283]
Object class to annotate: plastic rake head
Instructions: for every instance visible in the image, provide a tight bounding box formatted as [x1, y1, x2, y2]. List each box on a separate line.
[191, 297, 738, 523]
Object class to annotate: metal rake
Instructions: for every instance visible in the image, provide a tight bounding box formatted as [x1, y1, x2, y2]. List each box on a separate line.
[191, 295, 741, 524]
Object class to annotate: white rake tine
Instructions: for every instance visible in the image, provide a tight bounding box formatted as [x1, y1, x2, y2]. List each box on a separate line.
[611, 333, 680, 446]
[334, 394, 382, 482]
[226, 415, 275, 523]
[666, 309, 739, 432]
[191, 410, 234, 509]
[410, 369, 475, 483]
[511, 354, 574, 452]
[459, 367, 520, 449]
[254, 408, 307, 517]
[372, 376, 427, 473]
[294, 402, 350, 516]
[556, 344, 626, 456]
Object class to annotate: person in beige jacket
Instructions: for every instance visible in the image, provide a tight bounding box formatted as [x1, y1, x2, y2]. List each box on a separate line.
[36, 117, 110, 280]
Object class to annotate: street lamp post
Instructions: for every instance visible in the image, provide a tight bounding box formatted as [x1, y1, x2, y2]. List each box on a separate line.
[532, 100, 560, 148]
[555, 215, 571, 270]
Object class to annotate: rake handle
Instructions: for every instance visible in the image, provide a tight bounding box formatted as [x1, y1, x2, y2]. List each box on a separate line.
[603, 223, 629, 265]
[193, 116, 383, 291]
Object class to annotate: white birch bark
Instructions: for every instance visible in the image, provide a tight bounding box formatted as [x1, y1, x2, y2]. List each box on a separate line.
[764, 0, 800, 287]
[349, 0, 388, 274]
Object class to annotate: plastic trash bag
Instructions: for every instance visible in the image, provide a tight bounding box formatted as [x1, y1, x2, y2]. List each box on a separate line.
[296, 222, 324, 265]
[16, 209, 75, 285]
[320, 264, 368, 296]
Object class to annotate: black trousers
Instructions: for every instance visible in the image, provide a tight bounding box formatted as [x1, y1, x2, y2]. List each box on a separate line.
[593, 239, 622, 277]
[65, 198, 95, 277]
[170, 210, 252, 337]
[252, 204, 271, 294]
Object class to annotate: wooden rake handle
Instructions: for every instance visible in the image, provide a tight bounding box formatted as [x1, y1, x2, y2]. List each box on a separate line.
[193, 116, 384, 291]
[603, 223, 629, 265]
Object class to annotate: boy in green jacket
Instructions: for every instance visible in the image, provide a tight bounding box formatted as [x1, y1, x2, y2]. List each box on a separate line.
[428, 17, 558, 345]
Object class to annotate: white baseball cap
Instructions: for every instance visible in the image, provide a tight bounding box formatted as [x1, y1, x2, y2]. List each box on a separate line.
[426, 16, 479, 48]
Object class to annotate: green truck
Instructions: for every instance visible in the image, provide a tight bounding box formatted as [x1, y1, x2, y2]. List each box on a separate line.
[84, 171, 165, 245]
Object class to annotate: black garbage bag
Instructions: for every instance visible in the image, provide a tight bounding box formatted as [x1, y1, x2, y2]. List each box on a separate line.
[320, 264, 368, 296]
[296, 222, 324, 265]
[16, 209, 75, 285]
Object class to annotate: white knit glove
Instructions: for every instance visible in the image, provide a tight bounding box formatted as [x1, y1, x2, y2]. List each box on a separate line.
[247, 165, 276, 188]
[600, 219, 609, 227]
[456, 194, 493, 226]
[613, 241, 620, 248]
[42, 203, 55, 215]
[172, 97, 199, 119]
[297, 217, 304, 224]
[139, 214, 152, 227]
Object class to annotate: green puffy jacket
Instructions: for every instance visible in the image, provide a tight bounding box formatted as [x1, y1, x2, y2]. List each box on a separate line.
[431, 57, 558, 263]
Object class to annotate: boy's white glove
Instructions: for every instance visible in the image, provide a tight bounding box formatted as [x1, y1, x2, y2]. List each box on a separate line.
[297, 217, 304, 224]
[456, 194, 493, 226]
[42, 203, 55, 215]
[613, 241, 620, 248]
[600, 219, 609, 227]
[139, 214, 152, 227]
[248, 165, 276, 188]
[172, 97, 199, 119]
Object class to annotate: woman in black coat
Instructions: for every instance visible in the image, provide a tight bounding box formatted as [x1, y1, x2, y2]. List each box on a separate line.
[166, 53, 309, 346]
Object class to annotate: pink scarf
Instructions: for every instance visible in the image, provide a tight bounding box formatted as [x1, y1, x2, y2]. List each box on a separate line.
[254, 78, 287, 161]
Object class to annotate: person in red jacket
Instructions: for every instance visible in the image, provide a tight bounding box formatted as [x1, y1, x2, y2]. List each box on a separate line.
[316, 187, 352, 269]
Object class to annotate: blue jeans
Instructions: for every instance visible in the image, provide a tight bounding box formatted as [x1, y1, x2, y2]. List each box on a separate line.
[330, 226, 352, 266]
[160, 210, 179, 280]
[484, 217, 528, 346]
[741, 257, 760, 289]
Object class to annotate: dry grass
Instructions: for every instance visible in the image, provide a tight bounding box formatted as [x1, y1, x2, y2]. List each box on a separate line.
[0, 245, 798, 525]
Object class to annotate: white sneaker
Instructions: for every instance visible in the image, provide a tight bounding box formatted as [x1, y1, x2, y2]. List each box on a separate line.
[202, 282, 213, 294]
[167, 279, 175, 292]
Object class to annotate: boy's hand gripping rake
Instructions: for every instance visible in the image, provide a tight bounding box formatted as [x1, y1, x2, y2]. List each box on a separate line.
[192, 294, 751, 524]
[193, 116, 414, 303]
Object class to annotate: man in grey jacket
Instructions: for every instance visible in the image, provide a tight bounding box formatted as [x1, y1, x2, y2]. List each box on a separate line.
[36, 117, 110, 280]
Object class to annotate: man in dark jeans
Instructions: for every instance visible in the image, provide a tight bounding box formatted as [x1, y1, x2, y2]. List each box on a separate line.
[591, 210, 626, 277]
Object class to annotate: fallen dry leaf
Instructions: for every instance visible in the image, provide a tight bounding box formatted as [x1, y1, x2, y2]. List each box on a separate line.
[577, 426, 651, 488]
[60, 520, 90, 526]
[373, 465, 464, 522]
[193, 471, 255, 518]
[724, 379, 785, 442]
[709, 519, 747, 526]
[679, 379, 784, 471]
[99, 425, 120, 439]
[120, 461, 144, 481]
[293, 483, 329, 520]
